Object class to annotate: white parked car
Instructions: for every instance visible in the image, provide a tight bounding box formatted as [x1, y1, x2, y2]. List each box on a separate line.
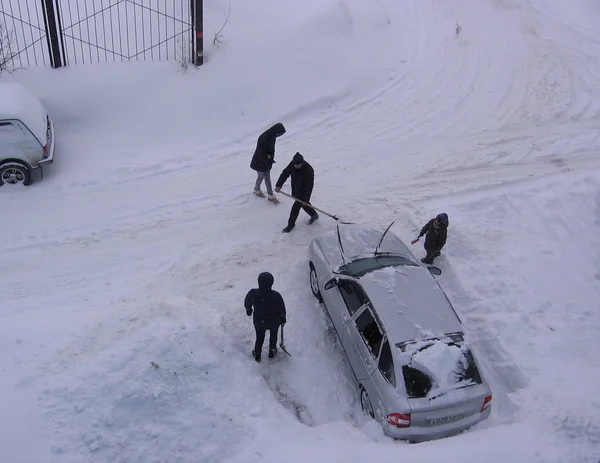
[0, 82, 55, 186]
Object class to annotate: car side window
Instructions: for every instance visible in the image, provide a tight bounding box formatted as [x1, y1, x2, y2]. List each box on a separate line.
[338, 280, 368, 316]
[0, 120, 32, 143]
[354, 308, 383, 358]
[0, 121, 16, 138]
[378, 339, 396, 386]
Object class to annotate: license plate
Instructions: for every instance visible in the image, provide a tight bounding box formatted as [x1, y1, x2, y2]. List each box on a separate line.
[427, 413, 466, 426]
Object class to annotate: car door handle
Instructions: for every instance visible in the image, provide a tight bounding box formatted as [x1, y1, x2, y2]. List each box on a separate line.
[342, 312, 349, 323]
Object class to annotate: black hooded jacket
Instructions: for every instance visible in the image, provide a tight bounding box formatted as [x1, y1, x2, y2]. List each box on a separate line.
[419, 218, 448, 251]
[275, 160, 315, 202]
[250, 123, 286, 172]
[244, 272, 286, 328]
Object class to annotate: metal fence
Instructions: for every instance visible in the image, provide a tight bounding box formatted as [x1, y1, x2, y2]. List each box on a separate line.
[0, 0, 50, 68]
[0, 0, 203, 69]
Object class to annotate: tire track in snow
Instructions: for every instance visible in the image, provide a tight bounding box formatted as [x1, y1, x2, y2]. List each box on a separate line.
[340, 150, 600, 230]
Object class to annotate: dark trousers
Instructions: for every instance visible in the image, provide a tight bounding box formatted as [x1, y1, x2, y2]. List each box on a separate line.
[288, 200, 317, 227]
[422, 245, 441, 264]
[254, 323, 279, 353]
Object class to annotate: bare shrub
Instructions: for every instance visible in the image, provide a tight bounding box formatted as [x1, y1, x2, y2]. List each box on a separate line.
[0, 23, 18, 75]
[213, 3, 231, 46]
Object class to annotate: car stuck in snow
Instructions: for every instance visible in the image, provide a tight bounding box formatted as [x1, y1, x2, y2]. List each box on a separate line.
[0, 82, 55, 186]
[308, 225, 492, 442]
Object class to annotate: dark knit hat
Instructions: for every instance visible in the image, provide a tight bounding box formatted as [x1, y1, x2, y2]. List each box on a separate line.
[293, 152, 304, 164]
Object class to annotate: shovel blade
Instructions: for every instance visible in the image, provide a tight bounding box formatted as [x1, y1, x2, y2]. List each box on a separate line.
[279, 324, 292, 356]
[279, 342, 292, 357]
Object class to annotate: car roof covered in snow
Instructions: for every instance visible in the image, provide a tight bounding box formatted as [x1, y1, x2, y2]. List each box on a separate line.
[311, 226, 463, 342]
[0, 82, 48, 145]
[358, 265, 463, 343]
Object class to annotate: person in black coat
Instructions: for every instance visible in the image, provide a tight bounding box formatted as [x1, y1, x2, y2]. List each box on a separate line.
[244, 272, 287, 362]
[250, 123, 286, 202]
[274, 152, 319, 233]
[418, 213, 449, 264]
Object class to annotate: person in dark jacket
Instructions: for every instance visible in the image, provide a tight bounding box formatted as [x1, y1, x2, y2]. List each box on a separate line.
[250, 123, 286, 203]
[418, 213, 449, 264]
[244, 272, 287, 362]
[274, 152, 319, 233]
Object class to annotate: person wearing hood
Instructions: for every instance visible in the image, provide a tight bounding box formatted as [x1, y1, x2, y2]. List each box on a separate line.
[250, 123, 286, 203]
[275, 152, 319, 233]
[418, 213, 449, 264]
[244, 272, 287, 362]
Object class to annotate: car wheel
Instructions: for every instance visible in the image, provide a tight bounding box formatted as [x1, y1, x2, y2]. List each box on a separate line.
[309, 263, 323, 303]
[360, 386, 375, 418]
[0, 162, 31, 186]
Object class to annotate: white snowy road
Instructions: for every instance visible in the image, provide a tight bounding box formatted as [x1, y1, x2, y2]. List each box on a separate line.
[1, 0, 600, 462]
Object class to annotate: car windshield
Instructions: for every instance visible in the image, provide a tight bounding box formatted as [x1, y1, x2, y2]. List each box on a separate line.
[338, 255, 418, 278]
[398, 338, 482, 399]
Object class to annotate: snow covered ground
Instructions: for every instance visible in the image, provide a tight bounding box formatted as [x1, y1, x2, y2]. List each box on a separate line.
[1, 0, 599, 462]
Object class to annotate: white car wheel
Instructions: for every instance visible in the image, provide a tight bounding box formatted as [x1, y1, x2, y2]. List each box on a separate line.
[0, 162, 31, 186]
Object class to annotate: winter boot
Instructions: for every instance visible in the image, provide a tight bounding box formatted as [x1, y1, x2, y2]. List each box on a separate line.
[254, 190, 266, 198]
[282, 224, 295, 233]
[268, 195, 280, 204]
[252, 349, 261, 363]
[268, 347, 277, 359]
[308, 213, 319, 225]
[421, 257, 434, 265]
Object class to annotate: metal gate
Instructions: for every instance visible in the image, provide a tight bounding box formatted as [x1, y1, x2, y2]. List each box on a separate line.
[0, 0, 51, 68]
[0, 0, 202, 69]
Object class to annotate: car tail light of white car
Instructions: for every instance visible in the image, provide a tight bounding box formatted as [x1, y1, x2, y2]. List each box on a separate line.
[481, 395, 492, 412]
[387, 413, 411, 428]
[43, 115, 51, 158]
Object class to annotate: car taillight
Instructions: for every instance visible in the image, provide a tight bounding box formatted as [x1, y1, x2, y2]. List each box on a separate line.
[387, 413, 411, 428]
[481, 395, 492, 412]
[43, 143, 49, 158]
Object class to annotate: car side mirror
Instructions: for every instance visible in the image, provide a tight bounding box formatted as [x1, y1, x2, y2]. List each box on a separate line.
[324, 278, 338, 290]
[428, 266, 442, 276]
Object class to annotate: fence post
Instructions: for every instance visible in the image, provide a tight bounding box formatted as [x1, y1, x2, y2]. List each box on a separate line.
[192, 0, 203, 65]
[40, 0, 63, 68]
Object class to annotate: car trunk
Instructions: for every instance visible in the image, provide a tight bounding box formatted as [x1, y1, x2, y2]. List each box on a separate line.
[407, 385, 488, 427]
[398, 336, 490, 429]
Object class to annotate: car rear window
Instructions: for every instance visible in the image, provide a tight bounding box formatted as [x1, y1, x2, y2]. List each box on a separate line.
[402, 365, 432, 398]
[399, 339, 482, 398]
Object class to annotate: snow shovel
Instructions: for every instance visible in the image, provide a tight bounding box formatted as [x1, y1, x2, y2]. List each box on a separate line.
[279, 324, 292, 357]
[410, 236, 420, 245]
[277, 190, 354, 225]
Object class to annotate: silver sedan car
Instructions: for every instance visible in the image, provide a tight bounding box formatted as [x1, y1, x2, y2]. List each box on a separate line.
[308, 225, 492, 442]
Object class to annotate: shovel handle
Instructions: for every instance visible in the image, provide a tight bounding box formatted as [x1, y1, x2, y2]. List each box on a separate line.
[277, 190, 354, 224]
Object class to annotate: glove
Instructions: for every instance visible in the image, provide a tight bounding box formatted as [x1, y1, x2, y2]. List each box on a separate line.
[246, 308, 252, 316]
